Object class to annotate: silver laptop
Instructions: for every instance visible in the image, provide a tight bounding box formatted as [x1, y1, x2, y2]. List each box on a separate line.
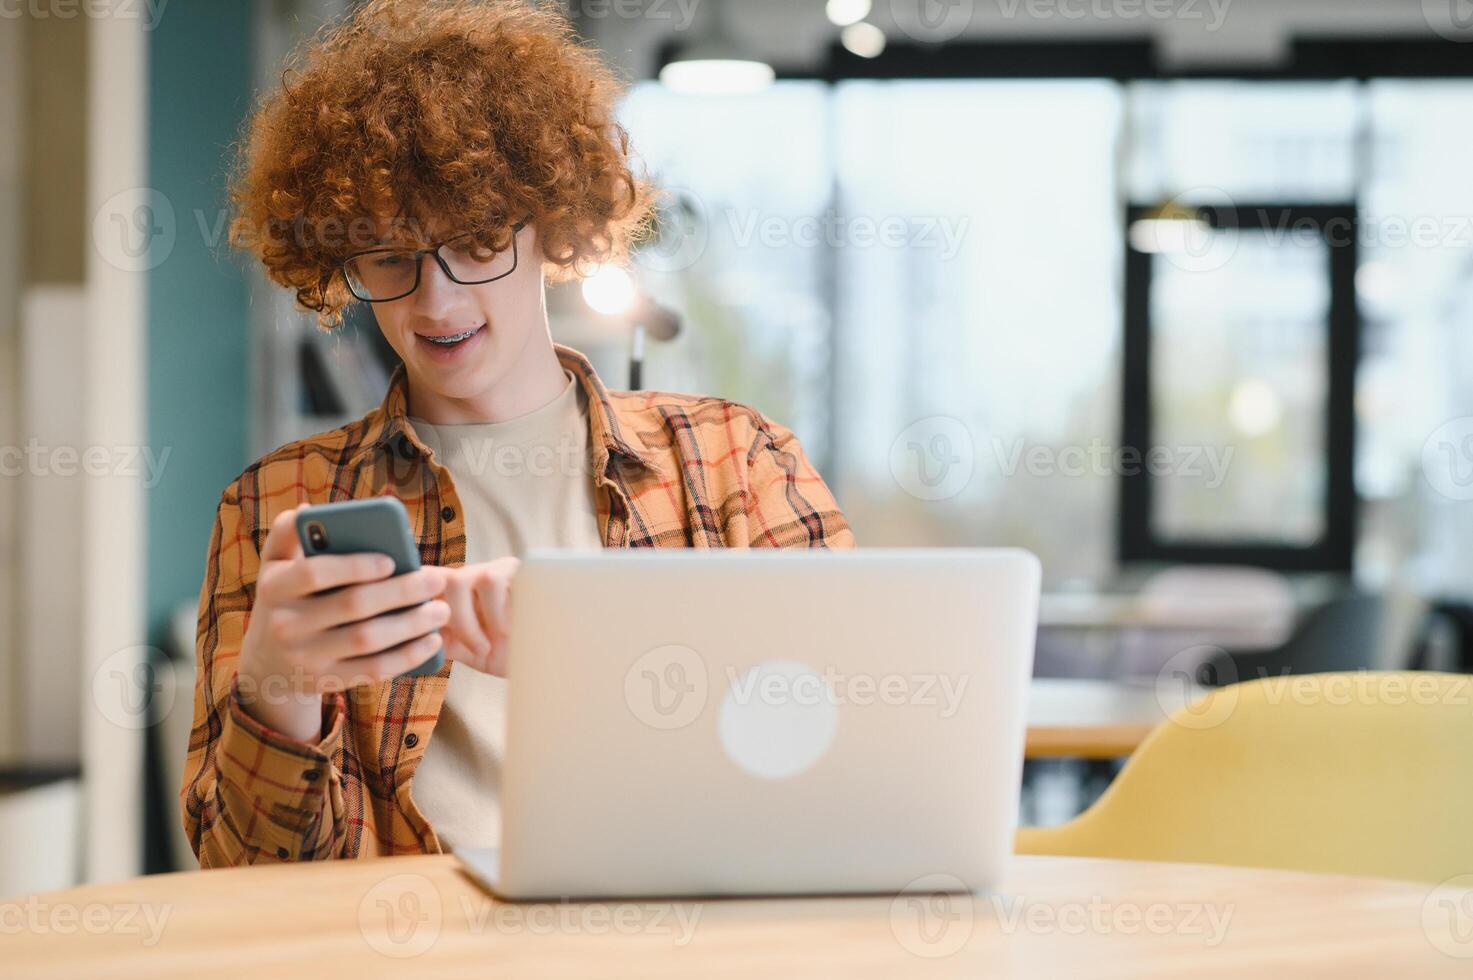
[458, 548, 1040, 900]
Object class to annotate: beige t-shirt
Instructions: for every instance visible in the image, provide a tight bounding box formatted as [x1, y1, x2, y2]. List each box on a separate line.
[408, 373, 603, 851]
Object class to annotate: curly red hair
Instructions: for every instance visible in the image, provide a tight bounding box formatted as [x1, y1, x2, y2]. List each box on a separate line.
[229, 0, 655, 325]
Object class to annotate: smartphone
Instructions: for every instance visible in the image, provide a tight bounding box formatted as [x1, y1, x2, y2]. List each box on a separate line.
[295, 497, 445, 679]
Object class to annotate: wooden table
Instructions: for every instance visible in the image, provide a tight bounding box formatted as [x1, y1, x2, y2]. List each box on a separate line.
[1038, 592, 1296, 652]
[1026, 677, 1203, 759]
[8, 854, 1469, 978]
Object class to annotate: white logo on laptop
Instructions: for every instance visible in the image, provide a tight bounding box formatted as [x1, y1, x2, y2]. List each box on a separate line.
[889, 873, 975, 958]
[625, 644, 709, 730]
[718, 660, 839, 779]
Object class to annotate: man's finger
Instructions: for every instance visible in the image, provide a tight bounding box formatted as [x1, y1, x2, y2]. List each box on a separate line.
[271, 552, 396, 601]
[443, 576, 493, 662]
[260, 508, 306, 562]
[473, 571, 511, 646]
[307, 600, 451, 664]
[289, 566, 447, 633]
[314, 632, 444, 692]
[440, 633, 505, 678]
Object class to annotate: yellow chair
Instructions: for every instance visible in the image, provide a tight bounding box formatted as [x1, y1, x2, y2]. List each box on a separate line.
[1016, 671, 1473, 882]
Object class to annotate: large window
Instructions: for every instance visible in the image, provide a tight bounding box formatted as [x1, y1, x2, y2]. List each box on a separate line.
[624, 80, 1124, 583]
[619, 83, 834, 460]
[1122, 203, 1358, 571]
[619, 74, 1473, 597]
[1359, 81, 1473, 593]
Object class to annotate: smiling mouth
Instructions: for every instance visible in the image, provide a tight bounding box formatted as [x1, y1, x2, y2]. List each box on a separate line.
[418, 325, 485, 348]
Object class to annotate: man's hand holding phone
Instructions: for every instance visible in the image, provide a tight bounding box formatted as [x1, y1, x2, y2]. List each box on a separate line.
[235, 508, 518, 743]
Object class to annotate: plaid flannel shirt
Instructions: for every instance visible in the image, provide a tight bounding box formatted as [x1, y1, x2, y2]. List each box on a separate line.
[181, 345, 854, 866]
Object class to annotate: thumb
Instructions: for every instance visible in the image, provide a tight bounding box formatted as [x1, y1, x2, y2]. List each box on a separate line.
[260, 508, 305, 562]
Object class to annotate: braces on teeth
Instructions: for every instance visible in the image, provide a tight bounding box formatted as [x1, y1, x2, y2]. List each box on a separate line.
[426, 329, 478, 345]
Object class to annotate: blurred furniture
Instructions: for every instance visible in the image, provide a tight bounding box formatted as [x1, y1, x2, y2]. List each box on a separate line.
[1038, 588, 1293, 648]
[1017, 672, 1473, 883]
[1023, 677, 1205, 826]
[1420, 600, 1473, 673]
[9, 854, 1469, 977]
[1036, 565, 1314, 679]
[1035, 590, 1294, 679]
[0, 765, 80, 896]
[1119, 565, 1302, 679]
[1201, 589, 1426, 685]
[1035, 565, 1401, 683]
[1134, 565, 1298, 620]
[1025, 677, 1203, 759]
[145, 604, 202, 874]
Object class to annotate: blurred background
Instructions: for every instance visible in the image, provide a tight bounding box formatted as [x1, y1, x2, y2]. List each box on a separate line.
[3, 0, 1473, 891]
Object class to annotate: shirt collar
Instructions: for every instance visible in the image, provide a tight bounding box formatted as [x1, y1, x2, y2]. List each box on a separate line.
[356, 344, 658, 473]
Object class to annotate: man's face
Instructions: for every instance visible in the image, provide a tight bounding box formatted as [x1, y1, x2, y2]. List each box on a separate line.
[364, 222, 546, 408]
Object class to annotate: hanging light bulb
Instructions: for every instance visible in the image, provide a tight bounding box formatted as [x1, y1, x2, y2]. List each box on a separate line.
[659, 0, 774, 95]
[840, 21, 887, 58]
[826, 0, 872, 27]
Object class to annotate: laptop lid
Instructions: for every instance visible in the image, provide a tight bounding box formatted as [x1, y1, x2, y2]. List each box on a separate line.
[489, 548, 1040, 900]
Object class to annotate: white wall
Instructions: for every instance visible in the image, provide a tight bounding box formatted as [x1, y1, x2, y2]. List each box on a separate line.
[81, 4, 148, 884]
[20, 289, 88, 765]
[0, 14, 22, 763]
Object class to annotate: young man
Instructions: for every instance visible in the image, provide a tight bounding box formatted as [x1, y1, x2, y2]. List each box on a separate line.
[181, 0, 853, 867]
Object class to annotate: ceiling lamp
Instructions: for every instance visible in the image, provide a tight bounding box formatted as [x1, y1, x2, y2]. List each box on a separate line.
[840, 21, 887, 58]
[826, 0, 872, 27]
[659, 1, 774, 95]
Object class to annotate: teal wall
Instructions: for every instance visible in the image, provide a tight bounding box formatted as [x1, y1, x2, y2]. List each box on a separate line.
[146, 2, 254, 650]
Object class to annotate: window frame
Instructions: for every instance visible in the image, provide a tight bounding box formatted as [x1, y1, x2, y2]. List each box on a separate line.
[1118, 203, 1361, 572]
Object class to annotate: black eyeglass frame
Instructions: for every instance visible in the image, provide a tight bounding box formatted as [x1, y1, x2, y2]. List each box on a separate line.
[339, 220, 528, 303]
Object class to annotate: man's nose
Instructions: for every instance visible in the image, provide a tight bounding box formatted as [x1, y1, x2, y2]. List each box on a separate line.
[410, 251, 461, 317]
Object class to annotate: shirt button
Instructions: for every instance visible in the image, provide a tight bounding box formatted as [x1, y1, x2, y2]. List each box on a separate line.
[405, 732, 419, 748]
[276, 847, 290, 860]
[440, 506, 455, 522]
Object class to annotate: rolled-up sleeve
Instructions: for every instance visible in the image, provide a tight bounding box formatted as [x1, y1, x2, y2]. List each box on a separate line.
[180, 484, 349, 866]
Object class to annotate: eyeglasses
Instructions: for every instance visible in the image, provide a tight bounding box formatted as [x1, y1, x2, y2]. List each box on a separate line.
[340, 222, 527, 303]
